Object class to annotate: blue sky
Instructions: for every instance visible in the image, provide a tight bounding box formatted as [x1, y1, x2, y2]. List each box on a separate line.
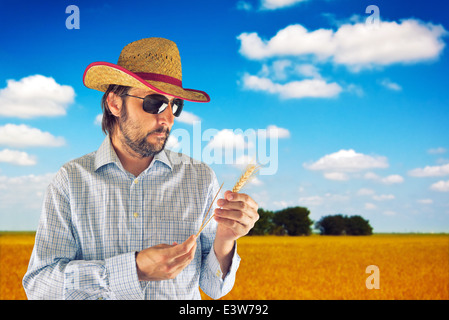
[0, 0, 448, 232]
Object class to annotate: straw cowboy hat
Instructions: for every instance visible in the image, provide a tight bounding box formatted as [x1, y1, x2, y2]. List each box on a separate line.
[83, 37, 210, 102]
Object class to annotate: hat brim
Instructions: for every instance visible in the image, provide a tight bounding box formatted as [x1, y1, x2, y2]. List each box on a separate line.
[83, 62, 210, 103]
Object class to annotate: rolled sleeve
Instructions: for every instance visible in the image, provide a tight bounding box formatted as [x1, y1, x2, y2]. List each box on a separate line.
[201, 241, 241, 299]
[64, 260, 111, 300]
[63, 252, 143, 300]
[105, 252, 144, 300]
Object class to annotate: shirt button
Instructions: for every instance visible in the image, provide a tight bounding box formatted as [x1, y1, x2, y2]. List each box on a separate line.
[133, 212, 139, 218]
[134, 179, 139, 184]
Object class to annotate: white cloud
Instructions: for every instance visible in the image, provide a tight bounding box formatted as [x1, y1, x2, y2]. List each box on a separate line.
[364, 172, 380, 180]
[237, 19, 447, 70]
[299, 195, 323, 206]
[260, 0, 308, 10]
[175, 110, 201, 125]
[235, 155, 259, 167]
[238, 25, 335, 60]
[324, 192, 350, 203]
[364, 172, 404, 184]
[373, 194, 395, 201]
[304, 149, 388, 172]
[242, 73, 342, 99]
[273, 200, 289, 208]
[0, 124, 65, 148]
[299, 192, 350, 207]
[323, 172, 349, 181]
[165, 135, 180, 151]
[427, 147, 447, 154]
[332, 20, 446, 69]
[248, 176, 263, 186]
[0, 173, 55, 230]
[295, 64, 322, 79]
[357, 188, 375, 196]
[236, 1, 252, 11]
[207, 129, 248, 150]
[417, 199, 433, 204]
[0, 75, 75, 118]
[408, 163, 449, 177]
[0, 149, 36, 166]
[381, 174, 404, 184]
[380, 78, 402, 91]
[365, 202, 377, 210]
[265, 125, 290, 138]
[94, 114, 103, 126]
[346, 83, 364, 97]
[430, 180, 449, 192]
[270, 60, 292, 80]
[304, 150, 403, 183]
[259, 61, 323, 81]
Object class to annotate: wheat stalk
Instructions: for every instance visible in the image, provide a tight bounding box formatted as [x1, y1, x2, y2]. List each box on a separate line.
[196, 182, 223, 236]
[196, 163, 260, 236]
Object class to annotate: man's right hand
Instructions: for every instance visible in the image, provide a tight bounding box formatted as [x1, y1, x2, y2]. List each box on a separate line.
[135, 235, 197, 281]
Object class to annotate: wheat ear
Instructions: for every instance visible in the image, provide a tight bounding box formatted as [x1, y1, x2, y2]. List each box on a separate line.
[232, 163, 260, 193]
[196, 163, 260, 236]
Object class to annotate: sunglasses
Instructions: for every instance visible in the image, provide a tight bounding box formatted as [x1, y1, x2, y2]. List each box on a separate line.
[124, 93, 184, 117]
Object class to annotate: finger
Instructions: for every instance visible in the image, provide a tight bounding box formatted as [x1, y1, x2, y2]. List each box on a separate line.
[169, 242, 197, 272]
[153, 243, 176, 249]
[173, 240, 197, 264]
[214, 215, 247, 234]
[222, 191, 258, 211]
[168, 235, 197, 258]
[216, 200, 259, 223]
[217, 198, 251, 212]
[214, 207, 252, 226]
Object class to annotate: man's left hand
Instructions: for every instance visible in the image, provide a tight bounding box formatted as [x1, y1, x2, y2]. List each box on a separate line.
[213, 191, 259, 242]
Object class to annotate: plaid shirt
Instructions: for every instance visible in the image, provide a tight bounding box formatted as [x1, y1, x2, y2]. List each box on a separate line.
[23, 136, 240, 300]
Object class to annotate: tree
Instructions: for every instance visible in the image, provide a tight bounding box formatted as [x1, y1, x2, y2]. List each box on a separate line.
[345, 215, 373, 235]
[248, 208, 275, 235]
[315, 214, 346, 235]
[315, 214, 373, 235]
[273, 206, 313, 236]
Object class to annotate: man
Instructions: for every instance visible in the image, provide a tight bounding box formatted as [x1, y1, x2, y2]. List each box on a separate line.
[23, 38, 259, 300]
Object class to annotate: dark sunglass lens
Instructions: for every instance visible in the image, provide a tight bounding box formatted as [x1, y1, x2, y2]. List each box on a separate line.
[141, 94, 184, 117]
[143, 95, 169, 114]
[172, 99, 184, 117]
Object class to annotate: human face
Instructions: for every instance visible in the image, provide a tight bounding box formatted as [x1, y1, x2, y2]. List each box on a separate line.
[118, 88, 175, 158]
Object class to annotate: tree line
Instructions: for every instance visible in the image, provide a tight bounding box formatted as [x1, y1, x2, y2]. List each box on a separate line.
[249, 207, 373, 236]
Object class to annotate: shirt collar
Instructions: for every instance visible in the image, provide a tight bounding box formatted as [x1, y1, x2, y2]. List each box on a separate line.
[152, 147, 173, 171]
[94, 136, 173, 173]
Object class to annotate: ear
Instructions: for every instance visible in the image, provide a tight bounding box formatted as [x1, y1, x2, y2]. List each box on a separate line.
[106, 92, 122, 117]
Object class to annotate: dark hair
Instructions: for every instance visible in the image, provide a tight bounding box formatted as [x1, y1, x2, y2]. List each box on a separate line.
[100, 84, 131, 136]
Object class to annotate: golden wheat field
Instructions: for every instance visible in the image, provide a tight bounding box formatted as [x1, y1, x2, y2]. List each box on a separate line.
[1, 232, 448, 300]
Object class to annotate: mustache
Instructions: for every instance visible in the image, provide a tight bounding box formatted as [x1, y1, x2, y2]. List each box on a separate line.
[148, 127, 170, 136]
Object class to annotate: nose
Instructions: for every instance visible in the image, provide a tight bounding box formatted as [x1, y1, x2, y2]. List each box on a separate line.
[156, 102, 175, 127]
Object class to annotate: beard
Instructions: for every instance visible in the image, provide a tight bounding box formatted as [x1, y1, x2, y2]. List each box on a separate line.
[118, 108, 170, 158]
